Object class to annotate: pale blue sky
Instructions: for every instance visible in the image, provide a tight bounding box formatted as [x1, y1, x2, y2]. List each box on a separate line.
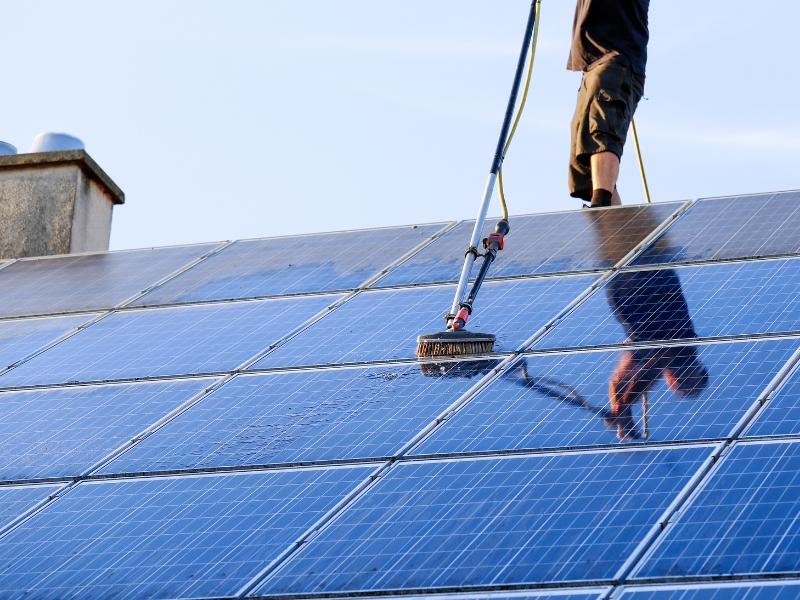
[3, 1, 797, 250]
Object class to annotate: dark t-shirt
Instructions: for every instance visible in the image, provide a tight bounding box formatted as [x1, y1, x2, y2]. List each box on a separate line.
[567, 0, 650, 76]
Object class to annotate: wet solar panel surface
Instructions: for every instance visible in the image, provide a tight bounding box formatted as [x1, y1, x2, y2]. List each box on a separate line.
[377, 203, 680, 287]
[743, 362, 800, 437]
[415, 339, 798, 454]
[0, 195, 798, 599]
[99, 362, 496, 475]
[133, 224, 448, 306]
[617, 581, 800, 599]
[535, 258, 800, 349]
[0, 244, 218, 318]
[253, 275, 597, 369]
[634, 191, 800, 266]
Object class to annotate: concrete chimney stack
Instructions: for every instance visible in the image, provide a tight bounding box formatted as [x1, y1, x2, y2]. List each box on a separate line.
[0, 149, 124, 259]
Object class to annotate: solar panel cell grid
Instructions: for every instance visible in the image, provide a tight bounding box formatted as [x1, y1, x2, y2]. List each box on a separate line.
[99, 361, 496, 475]
[0, 243, 219, 318]
[634, 440, 800, 580]
[634, 191, 800, 265]
[377, 203, 680, 287]
[284, 593, 611, 600]
[0, 466, 372, 599]
[0, 313, 99, 372]
[258, 446, 712, 594]
[618, 581, 800, 599]
[744, 363, 800, 437]
[132, 223, 449, 306]
[0, 378, 216, 481]
[536, 258, 800, 350]
[0, 294, 340, 388]
[415, 339, 798, 454]
[252, 275, 597, 369]
[0, 484, 63, 531]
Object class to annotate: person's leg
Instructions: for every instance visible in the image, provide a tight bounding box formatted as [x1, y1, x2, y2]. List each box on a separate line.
[590, 151, 622, 205]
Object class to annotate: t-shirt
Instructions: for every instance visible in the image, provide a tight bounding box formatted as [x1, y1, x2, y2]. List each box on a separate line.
[567, 0, 650, 76]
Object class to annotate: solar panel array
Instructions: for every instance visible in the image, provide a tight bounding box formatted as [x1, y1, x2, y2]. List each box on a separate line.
[0, 192, 799, 600]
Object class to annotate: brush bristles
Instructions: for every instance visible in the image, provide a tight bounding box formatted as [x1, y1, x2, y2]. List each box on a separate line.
[415, 340, 495, 357]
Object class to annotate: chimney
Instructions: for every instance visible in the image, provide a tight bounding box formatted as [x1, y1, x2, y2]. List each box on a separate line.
[0, 148, 124, 259]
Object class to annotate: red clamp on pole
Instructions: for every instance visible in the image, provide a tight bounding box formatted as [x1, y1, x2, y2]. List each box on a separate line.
[484, 232, 504, 251]
[452, 307, 470, 329]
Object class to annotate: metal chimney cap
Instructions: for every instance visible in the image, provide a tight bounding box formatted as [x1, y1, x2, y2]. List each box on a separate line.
[29, 133, 85, 153]
[0, 142, 17, 156]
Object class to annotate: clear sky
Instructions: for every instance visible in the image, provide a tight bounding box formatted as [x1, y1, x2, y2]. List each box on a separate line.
[3, 1, 797, 250]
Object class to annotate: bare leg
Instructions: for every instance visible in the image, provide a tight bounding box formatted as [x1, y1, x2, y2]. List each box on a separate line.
[590, 152, 622, 205]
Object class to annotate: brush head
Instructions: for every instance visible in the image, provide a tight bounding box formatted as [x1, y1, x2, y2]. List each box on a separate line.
[415, 330, 496, 357]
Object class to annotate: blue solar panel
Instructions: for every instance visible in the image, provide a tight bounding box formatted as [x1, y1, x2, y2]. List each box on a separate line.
[618, 581, 800, 600]
[634, 191, 800, 266]
[98, 361, 497, 475]
[744, 361, 800, 437]
[290, 593, 611, 600]
[0, 313, 98, 371]
[131, 224, 448, 306]
[257, 446, 712, 594]
[0, 243, 219, 318]
[415, 339, 798, 454]
[0, 378, 215, 481]
[252, 275, 597, 369]
[536, 259, 800, 350]
[377, 203, 680, 287]
[0, 465, 371, 599]
[0, 294, 339, 387]
[634, 440, 800, 580]
[0, 484, 63, 530]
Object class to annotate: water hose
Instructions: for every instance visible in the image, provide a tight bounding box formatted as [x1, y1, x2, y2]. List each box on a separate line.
[631, 118, 651, 203]
[497, 0, 541, 218]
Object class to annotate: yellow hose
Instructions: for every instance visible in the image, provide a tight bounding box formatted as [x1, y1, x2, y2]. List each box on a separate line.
[631, 117, 651, 203]
[497, 0, 540, 220]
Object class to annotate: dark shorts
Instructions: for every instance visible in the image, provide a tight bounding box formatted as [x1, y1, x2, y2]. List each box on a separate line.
[569, 61, 645, 201]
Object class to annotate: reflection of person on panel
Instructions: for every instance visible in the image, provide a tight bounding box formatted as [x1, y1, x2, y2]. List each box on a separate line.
[591, 209, 709, 439]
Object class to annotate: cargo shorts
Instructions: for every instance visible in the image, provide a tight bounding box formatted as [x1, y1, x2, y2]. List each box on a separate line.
[568, 61, 645, 201]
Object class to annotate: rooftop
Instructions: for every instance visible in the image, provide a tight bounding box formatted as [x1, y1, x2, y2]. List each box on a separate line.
[0, 190, 798, 599]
